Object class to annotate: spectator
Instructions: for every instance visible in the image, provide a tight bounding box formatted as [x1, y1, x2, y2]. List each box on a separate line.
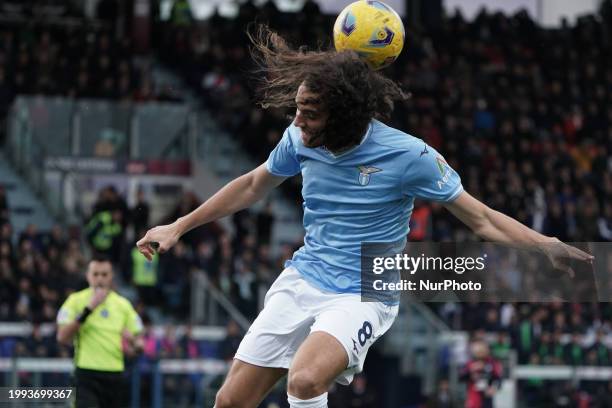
[564, 332, 586, 366]
[232, 251, 257, 319]
[18, 224, 44, 253]
[138, 314, 158, 408]
[130, 243, 159, 307]
[232, 209, 254, 252]
[160, 240, 191, 314]
[141, 315, 158, 362]
[490, 332, 511, 360]
[178, 325, 199, 359]
[0, 258, 17, 320]
[165, 191, 201, 247]
[536, 331, 555, 364]
[256, 201, 275, 246]
[588, 330, 610, 366]
[160, 325, 179, 358]
[44, 225, 66, 254]
[219, 320, 242, 361]
[193, 239, 218, 277]
[514, 307, 542, 364]
[460, 340, 502, 408]
[131, 188, 150, 237]
[22, 323, 55, 357]
[330, 373, 377, 408]
[597, 203, 612, 241]
[408, 200, 432, 241]
[96, 0, 119, 31]
[85, 209, 123, 263]
[169, 0, 193, 28]
[0, 185, 8, 223]
[426, 378, 455, 408]
[482, 307, 501, 333]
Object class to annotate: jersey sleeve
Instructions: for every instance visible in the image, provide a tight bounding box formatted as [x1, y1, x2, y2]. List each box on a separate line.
[124, 302, 144, 335]
[56, 295, 78, 326]
[265, 127, 301, 177]
[401, 145, 463, 202]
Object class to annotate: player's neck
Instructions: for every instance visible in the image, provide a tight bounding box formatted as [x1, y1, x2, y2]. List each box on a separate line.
[326, 123, 370, 155]
[329, 142, 358, 155]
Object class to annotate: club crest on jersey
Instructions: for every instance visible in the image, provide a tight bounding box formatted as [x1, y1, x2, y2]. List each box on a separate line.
[357, 165, 382, 186]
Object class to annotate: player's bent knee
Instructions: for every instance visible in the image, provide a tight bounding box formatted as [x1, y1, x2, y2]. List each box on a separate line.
[287, 369, 326, 399]
[215, 388, 249, 408]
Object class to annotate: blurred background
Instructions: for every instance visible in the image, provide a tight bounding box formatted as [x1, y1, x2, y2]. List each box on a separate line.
[0, 0, 611, 407]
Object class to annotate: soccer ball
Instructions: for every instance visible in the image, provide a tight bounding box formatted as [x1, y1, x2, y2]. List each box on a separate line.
[333, 1, 405, 70]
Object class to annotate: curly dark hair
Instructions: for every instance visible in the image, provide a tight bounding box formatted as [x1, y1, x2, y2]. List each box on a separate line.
[248, 25, 408, 152]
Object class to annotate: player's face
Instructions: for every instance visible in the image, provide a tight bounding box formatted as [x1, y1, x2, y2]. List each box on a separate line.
[86, 261, 113, 289]
[294, 84, 329, 148]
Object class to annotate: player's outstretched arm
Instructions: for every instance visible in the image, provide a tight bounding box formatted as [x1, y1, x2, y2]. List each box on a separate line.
[137, 163, 286, 260]
[444, 191, 593, 276]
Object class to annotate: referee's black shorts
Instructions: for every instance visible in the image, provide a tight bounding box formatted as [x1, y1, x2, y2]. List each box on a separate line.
[74, 367, 125, 408]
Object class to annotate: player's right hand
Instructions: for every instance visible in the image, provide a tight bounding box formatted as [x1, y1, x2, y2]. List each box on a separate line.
[539, 238, 594, 278]
[136, 223, 181, 261]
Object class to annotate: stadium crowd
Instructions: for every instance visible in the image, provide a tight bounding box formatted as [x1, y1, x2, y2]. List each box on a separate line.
[0, 15, 184, 146]
[85, 185, 281, 321]
[0, 186, 281, 325]
[0, 26, 143, 110]
[0, 221, 87, 324]
[437, 301, 611, 366]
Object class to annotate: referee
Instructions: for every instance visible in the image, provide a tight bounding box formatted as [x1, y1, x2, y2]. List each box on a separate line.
[56, 254, 143, 407]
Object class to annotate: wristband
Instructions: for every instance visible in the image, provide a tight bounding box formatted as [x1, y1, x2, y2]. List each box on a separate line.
[77, 307, 92, 324]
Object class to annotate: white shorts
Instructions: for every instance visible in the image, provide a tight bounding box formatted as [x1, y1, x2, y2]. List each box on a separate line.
[235, 267, 399, 385]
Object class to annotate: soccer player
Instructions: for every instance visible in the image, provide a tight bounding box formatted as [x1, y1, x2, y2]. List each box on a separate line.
[136, 27, 593, 408]
[56, 254, 144, 408]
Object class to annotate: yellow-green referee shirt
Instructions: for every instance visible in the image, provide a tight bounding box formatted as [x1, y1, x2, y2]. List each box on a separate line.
[57, 288, 143, 372]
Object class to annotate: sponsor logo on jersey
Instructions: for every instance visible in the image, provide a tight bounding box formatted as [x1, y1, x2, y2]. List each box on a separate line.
[436, 156, 447, 176]
[436, 156, 451, 189]
[420, 144, 429, 157]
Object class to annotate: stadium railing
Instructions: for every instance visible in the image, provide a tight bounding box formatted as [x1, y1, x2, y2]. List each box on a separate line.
[8, 96, 194, 160]
[190, 269, 251, 330]
[382, 298, 467, 396]
[513, 365, 612, 381]
[0, 323, 231, 407]
[0, 357, 229, 408]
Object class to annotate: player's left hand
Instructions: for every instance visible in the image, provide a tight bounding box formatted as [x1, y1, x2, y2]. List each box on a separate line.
[539, 238, 594, 278]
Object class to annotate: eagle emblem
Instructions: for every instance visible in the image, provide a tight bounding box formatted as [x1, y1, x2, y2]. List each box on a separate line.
[357, 165, 382, 186]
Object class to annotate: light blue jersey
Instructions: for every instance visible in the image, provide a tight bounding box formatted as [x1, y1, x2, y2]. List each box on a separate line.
[266, 119, 463, 294]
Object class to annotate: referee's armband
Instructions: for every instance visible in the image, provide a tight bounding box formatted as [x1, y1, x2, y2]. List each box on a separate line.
[77, 307, 92, 324]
